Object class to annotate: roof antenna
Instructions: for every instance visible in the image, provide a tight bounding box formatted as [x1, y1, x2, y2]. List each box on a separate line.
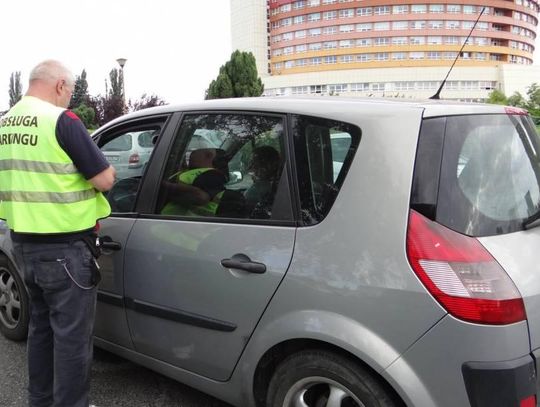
[430, 6, 486, 100]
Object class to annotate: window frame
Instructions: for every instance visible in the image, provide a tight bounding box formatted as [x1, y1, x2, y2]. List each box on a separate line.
[147, 110, 296, 226]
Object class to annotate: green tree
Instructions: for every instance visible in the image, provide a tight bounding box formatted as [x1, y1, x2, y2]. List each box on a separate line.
[486, 89, 507, 105]
[72, 103, 96, 129]
[9, 71, 22, 107]
[206, 50, 264, 99]
[526, 83, 540, 118]
[69, 69, 90, 110]
[130, 93, 167, 112]
[507, 91, 527, 108]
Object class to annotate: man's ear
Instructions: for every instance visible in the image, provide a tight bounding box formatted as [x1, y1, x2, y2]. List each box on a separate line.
[55, 80, 64, 96]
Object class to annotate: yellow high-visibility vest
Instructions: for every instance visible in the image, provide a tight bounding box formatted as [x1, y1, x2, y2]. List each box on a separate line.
[0, 96, 111, 233]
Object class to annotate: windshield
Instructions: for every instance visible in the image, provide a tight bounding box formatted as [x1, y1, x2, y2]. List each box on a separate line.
[436, 114, 540, 236]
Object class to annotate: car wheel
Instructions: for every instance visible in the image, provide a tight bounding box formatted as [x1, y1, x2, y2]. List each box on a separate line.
[266, 350, 401, 407]
[0, 255, 29, 341]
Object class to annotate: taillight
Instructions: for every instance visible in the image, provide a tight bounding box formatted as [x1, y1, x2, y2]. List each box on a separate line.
[520, 395, 536, 407]
[128, 153, 140, 165]
[406, 210, 526, 325]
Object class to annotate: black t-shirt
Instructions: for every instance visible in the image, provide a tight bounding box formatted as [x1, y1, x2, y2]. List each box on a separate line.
[11, 111, 110, 243]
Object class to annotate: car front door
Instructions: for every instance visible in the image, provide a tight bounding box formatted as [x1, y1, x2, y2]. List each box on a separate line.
[93, 117, 167, 349]
[123, 111, 296, 381]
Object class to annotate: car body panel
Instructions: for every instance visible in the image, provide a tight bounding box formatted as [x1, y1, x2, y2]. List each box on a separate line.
[479, 229, 540, 350]
[122, 219, 295, 381]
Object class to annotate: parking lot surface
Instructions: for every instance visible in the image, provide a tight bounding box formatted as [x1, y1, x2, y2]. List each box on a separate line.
[0, 334, 231, 407]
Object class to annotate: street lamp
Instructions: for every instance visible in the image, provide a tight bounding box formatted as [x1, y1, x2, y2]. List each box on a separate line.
[116, 58, 127, 105]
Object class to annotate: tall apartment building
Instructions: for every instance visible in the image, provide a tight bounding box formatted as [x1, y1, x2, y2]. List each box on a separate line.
[231, 0, 540, 100]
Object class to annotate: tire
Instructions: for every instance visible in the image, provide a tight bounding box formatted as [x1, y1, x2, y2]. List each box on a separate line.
[266, 350, 401, 407]
[0, 255, 29, 341]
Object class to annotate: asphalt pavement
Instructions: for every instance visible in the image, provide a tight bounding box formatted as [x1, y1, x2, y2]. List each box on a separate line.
[0, 334, 232, 407]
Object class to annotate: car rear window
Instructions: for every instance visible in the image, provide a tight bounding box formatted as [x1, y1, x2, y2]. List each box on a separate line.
[412, 114, 540, 237]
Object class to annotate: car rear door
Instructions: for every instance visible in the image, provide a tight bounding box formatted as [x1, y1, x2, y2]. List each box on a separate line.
[122, 111, 296, 381]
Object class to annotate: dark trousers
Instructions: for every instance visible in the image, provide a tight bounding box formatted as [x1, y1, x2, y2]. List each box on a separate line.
[13, 240, 97, 407]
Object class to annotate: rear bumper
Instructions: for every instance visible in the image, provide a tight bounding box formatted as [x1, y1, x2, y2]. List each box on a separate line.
[462, 354, 537, 407]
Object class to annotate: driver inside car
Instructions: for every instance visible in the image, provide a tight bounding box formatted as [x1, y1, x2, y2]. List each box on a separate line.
[160, 148, 246, 217]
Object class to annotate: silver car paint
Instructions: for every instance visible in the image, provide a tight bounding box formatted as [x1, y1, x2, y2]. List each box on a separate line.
[478, 229, 540, 350]
[1, 98, 535, 407]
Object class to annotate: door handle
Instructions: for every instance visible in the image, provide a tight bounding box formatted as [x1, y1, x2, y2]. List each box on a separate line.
[98, 235, 122, 251]
[221, 253, 266, 274]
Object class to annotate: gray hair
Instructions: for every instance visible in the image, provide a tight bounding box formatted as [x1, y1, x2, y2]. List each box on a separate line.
[29, 60, 75, 87]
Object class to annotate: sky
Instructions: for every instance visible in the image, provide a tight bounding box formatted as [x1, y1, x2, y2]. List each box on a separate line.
[0, 0, 232, 111]
[1, 1, 539, 111]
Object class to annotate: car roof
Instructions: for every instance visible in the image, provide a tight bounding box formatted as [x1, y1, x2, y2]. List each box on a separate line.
[98, 96, 514, 132]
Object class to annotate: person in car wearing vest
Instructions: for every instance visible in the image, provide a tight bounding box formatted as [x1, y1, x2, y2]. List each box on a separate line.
[0, 60, 116, 407]
[161, 148, 246, 217]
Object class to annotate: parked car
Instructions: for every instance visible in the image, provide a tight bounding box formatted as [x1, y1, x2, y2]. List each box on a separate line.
[1, 98, 539, 407]
[101, 130, 156, 179]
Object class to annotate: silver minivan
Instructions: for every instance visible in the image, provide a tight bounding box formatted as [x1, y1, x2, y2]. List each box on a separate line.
[0, 98, 538, 407]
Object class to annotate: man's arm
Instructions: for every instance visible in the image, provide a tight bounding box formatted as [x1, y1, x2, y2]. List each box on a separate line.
[89, 165, 116, 192]
[162, 181, 210, 205]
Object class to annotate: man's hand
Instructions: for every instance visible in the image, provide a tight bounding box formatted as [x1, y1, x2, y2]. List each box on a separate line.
[89, 165, 116, 192]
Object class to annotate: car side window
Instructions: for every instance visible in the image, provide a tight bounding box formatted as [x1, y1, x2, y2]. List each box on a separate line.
[156, 113, 287, 220]
[99, 126, 161, 213]
[292, 115, 361, 225]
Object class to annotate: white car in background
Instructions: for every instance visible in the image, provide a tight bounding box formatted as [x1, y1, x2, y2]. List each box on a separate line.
[102, 130, 156, 179]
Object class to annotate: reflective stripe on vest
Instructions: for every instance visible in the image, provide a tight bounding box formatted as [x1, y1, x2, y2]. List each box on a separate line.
[0, 96, 111, 233]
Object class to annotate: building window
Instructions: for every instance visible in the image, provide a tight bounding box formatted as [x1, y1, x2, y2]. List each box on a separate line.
[339, 39, 354, 48]
[475, 37, 488, 46]
[410, 36, 425, 45]
[323, 26, 338, 35]
[323, 41, 338, 49]
[392, 36, 408, 44]
[283, 32, 293, 41]
[412, 21, 427, 29]
[329, 84, 348, 93]
[475, 53, 486, 60]
[273, 62, 283, 70]
[410, 52, 425, 59]
[309, 28, 322, 36]
[281, 18, 292, 26]
[350, 82, 369, 92]
[374, 37, 390, 46]
[444, 51, 458, 59]
[357, 7, 372, 16]
[477, 22, 488, 31]
[358, 53, 373, 62]
[371, 83, 385, 91]
[374, 22, 390, 31]
[296, 59, 308, 66]
[295, 30, 306, 38]
[374, 6, 390, 15]
[447, 4, 461, 13]
[308, 13, 321, 22]
[375, 53, 389, 61]
[339, 55, 354, 63]
[310, 85, 327, 94]
[393, 5, 409, 14]
[284, 60, 295, 68]
[272, 49, 282, 57]
[323, 11, 337, 20]
[357, 38, 372, 46]
[392, 52, 407, 60]
[294, 15, 306, 24]
[411, 4, 427, 14]
[339, 24, 355, 32]
[293, 1, 306, 9]
[324, 56, 337, 64]
[462, 21, 474, 30]
[292, 86, 309, 95]
[307, 0, 320, 6]
[427, 52, 441, 59]
[283, 46, 294, 55]
[280, 4, 292, 12]
[392, 21, 408, 30]
[310, 57, 322, 65]
[428, 36, 442, 44]
[446, 21, 460, 29]
[445, 36, 459, 44]
[429, 4, 444, 13]
[339, 9, 354, 18]
[427, 20, 442, 29]
[356, 23, 372, 32]
[296, 44, 308, 53]
[309, 42, 322, 51]
[322, 0, 337, 4]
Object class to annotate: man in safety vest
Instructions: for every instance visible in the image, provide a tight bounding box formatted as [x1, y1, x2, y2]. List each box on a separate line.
[0, 60, 116, 407]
